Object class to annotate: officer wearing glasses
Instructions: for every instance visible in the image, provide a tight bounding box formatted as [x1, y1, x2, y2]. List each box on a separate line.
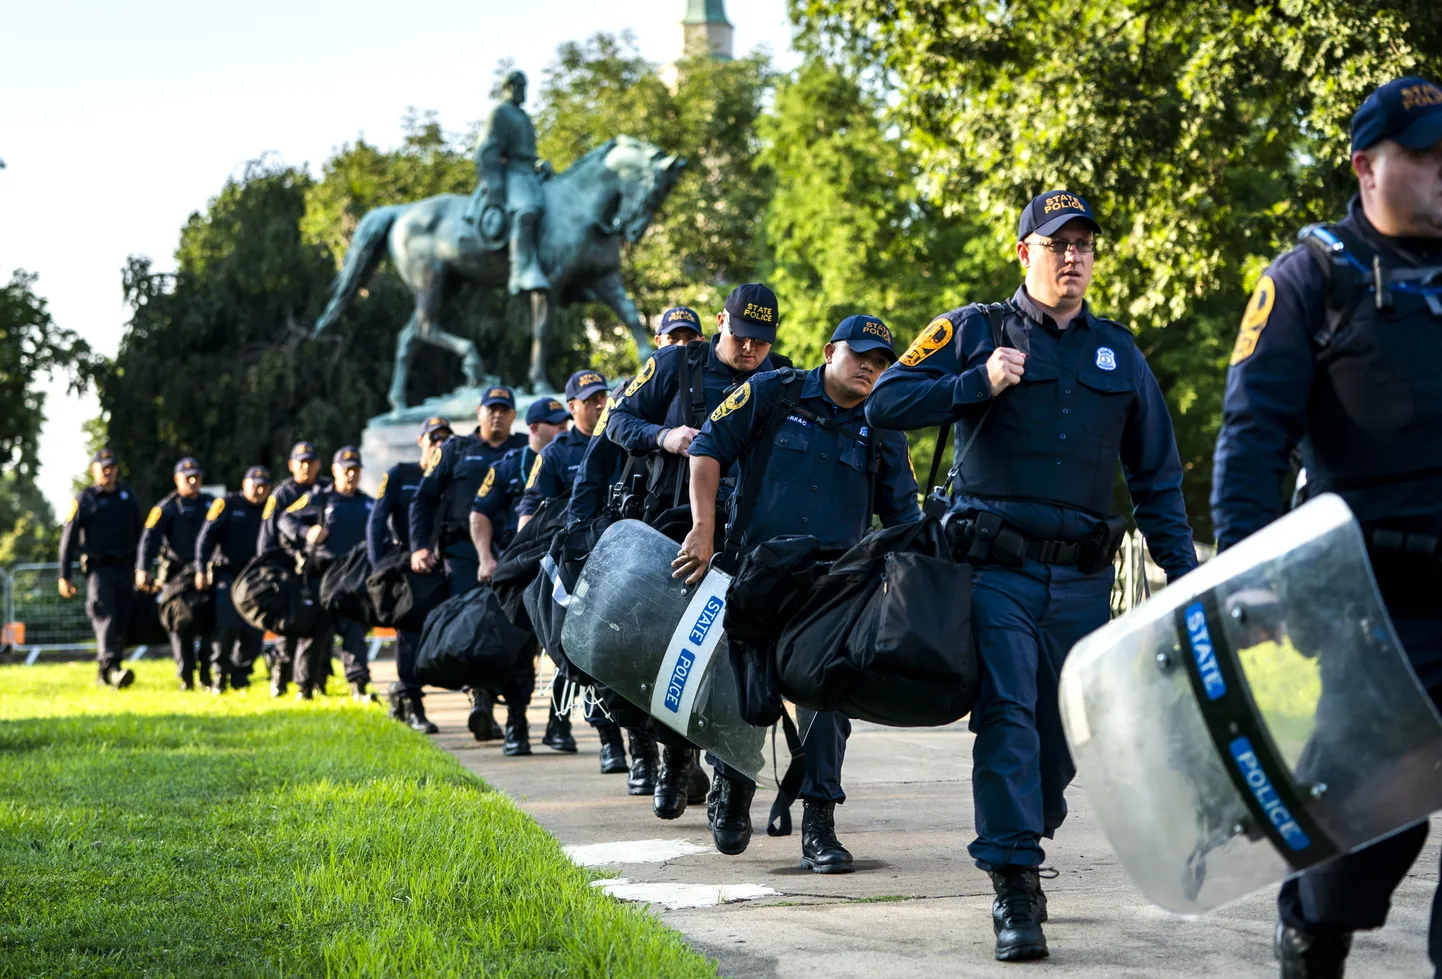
[868, 190, 1196, 962]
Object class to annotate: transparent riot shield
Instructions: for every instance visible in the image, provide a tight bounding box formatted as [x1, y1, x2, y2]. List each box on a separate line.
[1059, 493, 1442, 914]
[561, 519, 775, 787]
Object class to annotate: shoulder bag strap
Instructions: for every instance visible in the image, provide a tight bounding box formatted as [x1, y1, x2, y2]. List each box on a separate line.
[725, 373, 807, 552]
[926, 303, 1009, 497]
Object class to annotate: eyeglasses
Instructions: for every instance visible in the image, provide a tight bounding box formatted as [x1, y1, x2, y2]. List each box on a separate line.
[427, 433, 450, 444]
[1027, 237, 1097, 256]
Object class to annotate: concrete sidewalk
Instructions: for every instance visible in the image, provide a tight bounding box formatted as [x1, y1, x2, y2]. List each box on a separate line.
[371, 662, 1437, 978]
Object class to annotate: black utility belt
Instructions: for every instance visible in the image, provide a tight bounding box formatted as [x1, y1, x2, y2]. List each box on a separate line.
[949, 510, 1127, 575]
[84, 553, 133, 568]
[1367, 527, 1442, 562]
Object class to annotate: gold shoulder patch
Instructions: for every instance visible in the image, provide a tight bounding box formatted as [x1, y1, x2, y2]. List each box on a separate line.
[206, 498, 226, 521]
[1230, 274, 1276, 366]
[899, 317, 955, 367]
[710, 382, 752, 422]
[262, 496, 277, 520]
[377, 473, 389, 498]
[64, 498, 79, 523]
[144, 506, 162, 529]
[593, 398, 614, 438]
[624, 356, 656, 397]
[476, 467, 496, 498]
[284, 492, 310, 513]
[525, 454, 544, 490]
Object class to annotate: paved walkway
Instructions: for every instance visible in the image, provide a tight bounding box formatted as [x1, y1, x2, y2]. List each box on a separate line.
[371, 661, 1437, 978]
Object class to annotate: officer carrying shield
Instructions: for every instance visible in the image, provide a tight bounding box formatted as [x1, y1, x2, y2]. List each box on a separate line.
[259, 440, 331, 696]
[867, 191, 1197, 961]
[279, 447, 376, 702]
[369, 416, 452, 733]
[675, 314, 921, 871]
[137, 457, 218, 691]
[1211, 77, 1442, 978]
[195, 465, 271, 691]
[472, 396, 573, 756]
[58, 448, 143, 689]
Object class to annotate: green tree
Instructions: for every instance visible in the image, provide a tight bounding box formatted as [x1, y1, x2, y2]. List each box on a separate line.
[791, 0, 1442, 535]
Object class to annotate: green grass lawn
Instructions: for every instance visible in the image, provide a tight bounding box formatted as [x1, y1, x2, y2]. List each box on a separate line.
[0, 662, 718, 978]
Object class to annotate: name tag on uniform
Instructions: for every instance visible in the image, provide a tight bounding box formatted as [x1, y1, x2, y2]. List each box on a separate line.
[785, 415, 811, 428]
[650, 567, 732, 737]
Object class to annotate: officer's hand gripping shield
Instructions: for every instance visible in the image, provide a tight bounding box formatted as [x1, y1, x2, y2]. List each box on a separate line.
[1059, 493, 1442, 914]
[561, 519, 777, 786]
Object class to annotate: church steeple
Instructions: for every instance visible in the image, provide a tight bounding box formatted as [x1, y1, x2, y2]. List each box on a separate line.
[681, 0, 733, 60]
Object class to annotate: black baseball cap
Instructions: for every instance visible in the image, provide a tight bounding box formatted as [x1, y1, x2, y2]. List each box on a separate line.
[565, 370, 609, 402]
[1018, 190, 1103, 241]
[332, 446, 361, 469]
[91, 448, 117, 466]
[289, 441, 318, 462]
[419, 415, 453, 437]
[830, 314, 898, 363]
[723, 284, 780, 344]
[526, 397, 571, 424]
[658, 306, 703, 336]
[174, 457, 203, 477]
[481, 386, 516, 409]
[1352, 76, 1442, 154]
[243, 465, 272, 484]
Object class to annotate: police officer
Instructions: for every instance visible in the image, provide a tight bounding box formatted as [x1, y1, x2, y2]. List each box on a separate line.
[259, 441, 331, 695]
[195, 465, 271, 691]
[137, 457, 218, 691]
[516, 370, 609, 526]
[472, 396, 573, 755]
[1210, 77, 1442, 978]
[868, 191, 1196, 961]
[676, 314, 920, 870]
[280, 447, 376, 702]
[58, 448, 143, 688]
[369, 417, 452, 733]
[608, 293, 789, 812]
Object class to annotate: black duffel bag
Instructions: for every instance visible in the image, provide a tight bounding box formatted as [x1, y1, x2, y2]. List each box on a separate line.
[232, 551, 326, 639]
[521, 519, 607, 685]
[125, 591, 170, 646]
[365, 547, 447, 633]
[158, 566, 215, 636]
[415, 585, 531, 690]
[321, 542, 377, 625]
[491, 495, 569, 630]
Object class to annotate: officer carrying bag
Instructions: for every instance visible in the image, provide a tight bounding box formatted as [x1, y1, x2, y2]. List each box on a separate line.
[320, 542, 378, 625]
[491, 495, 570, 630]
[365, 547, 447, 633]
[414, 585, 531, 690]
[232, 551, 325, 639]
[157, 568, 215, 637]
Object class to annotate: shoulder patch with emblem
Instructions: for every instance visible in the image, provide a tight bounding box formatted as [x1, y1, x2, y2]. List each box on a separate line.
[144, 506, 162, 529]
[65, 498, 79, 523]
[206, 498, 226, 521]
[1231, 274, 1276, 366]
[624, 356, 657, 397]
[899, 316, 955, 367]
[377, 473, 389, 498]
[285, 493, 310, 513]
[476, 467, 496, 498]
[525, 454, 544, 490]
[262, 496, 277, 519]
[710, 382, 752, 422]
[593, 398, 614, 438]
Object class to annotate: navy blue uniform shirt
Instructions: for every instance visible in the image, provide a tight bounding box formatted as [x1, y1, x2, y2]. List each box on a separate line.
[58, 483, 143, 579]
[279, 487, 374, 565]
[138, 491, 216, 574]
[568, 393, 628, 526]
[470, 444, 540, 543]
[367, 461, 423, 564]
[690, 366, 922, 551]
[867, 286, 1196, 579]
[410, 430, 525, 552]
[518, 426, 590, 517]
[195, 493, 265, 570]
[259, 476, 330, 554]
[1212, 196, 1442, 550]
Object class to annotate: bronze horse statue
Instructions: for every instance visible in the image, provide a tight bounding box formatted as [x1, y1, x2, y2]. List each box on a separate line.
[313, 136, 685, 408]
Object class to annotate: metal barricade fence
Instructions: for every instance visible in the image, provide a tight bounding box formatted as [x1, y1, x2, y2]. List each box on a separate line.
[6, 563, 96, 659]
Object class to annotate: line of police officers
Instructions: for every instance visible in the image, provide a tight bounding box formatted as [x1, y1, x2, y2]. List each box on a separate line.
[52, 74, 1441, 977]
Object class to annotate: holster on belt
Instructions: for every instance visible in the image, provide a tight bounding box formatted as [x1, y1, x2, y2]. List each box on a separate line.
[1077, 514, 1128, 575]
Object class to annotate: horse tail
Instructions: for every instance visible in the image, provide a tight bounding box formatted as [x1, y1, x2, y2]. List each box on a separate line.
[312, 205, 402, 336]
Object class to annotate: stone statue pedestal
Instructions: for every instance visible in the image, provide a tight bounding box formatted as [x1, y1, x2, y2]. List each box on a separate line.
[357, 385, 557, 498]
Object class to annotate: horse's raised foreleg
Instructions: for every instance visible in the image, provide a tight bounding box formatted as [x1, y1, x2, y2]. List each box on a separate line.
[527, 290, 559, 394]
[591, 271, 653, 364]
[388, 314, 420, 412]
[412, 268, 491, 391]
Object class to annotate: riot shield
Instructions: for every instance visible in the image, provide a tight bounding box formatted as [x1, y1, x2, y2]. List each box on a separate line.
[1059, 493, 1442, 914]
[561, 519, 775, 787]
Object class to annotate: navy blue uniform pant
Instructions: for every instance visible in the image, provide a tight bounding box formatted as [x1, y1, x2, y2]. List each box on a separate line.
[169, 625, 215, 681]
[967, 561, 1113, 872]
[1279, 616, 1442, 967]
[295, 617, 369, 690]
[212, 573, 263, 684]
[396, 629, 422, 696]
[86, 565, 134, 674]
[712, 710, 851, 802]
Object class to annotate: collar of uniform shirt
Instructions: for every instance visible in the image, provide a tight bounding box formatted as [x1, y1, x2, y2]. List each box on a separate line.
[1012, 284, 1096, 335]
[1347, 193, 1442, 263]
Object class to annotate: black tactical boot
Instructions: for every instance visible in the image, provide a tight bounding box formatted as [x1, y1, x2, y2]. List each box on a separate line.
[653, 744, 693, 820]
[270, 674, 288, 698]
[709, 771, 756, 856]
[990, 868, 1048, 962]
[406, 693, 439, 734]
[295, 687, 314, 701]
[209, 672, 228, 696]
[627, 733, 658, 795]
[1275, 921, 1352, 978]
[542, 709, 577, 752]
[103, 666, 135, 689]
[179, 672, 195, 692]
[467, 688, 499, 741]
[800, 800, 854, 874]
[387, 683, 407, 722]
[349, 680, 376, 703]
[503, 708, 532, 756]
[597, 722, 628, 774]
[686, 750, 709, 805]
[199, 665, 213, 690]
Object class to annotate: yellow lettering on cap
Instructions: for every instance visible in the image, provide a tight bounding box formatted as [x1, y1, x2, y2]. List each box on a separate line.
[667, 309, 697, 324]
[710, 382, 752, 422]
[206, 498, 226, 521]
[580, 373, 602, 386]
[741, 302, 775, 324]
[476, 467, 496, 498]
[1230, 274, 1276, 366]
[549, 400, 563, 411]
[488, 388, 507, 399]
[525, 454, 544, 490]
[1401, 84, 1442, 111]
[65, 498, 79, 523]
[1044, 193, 1084, 215]
[624, 357, 656, 397]
[144, 506, 162, 529]
[898, 317, 955, 367]
[862, 321, 891, 342]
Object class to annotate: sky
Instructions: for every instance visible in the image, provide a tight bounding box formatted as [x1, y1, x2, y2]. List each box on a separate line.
[2, 0, 798, 512]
